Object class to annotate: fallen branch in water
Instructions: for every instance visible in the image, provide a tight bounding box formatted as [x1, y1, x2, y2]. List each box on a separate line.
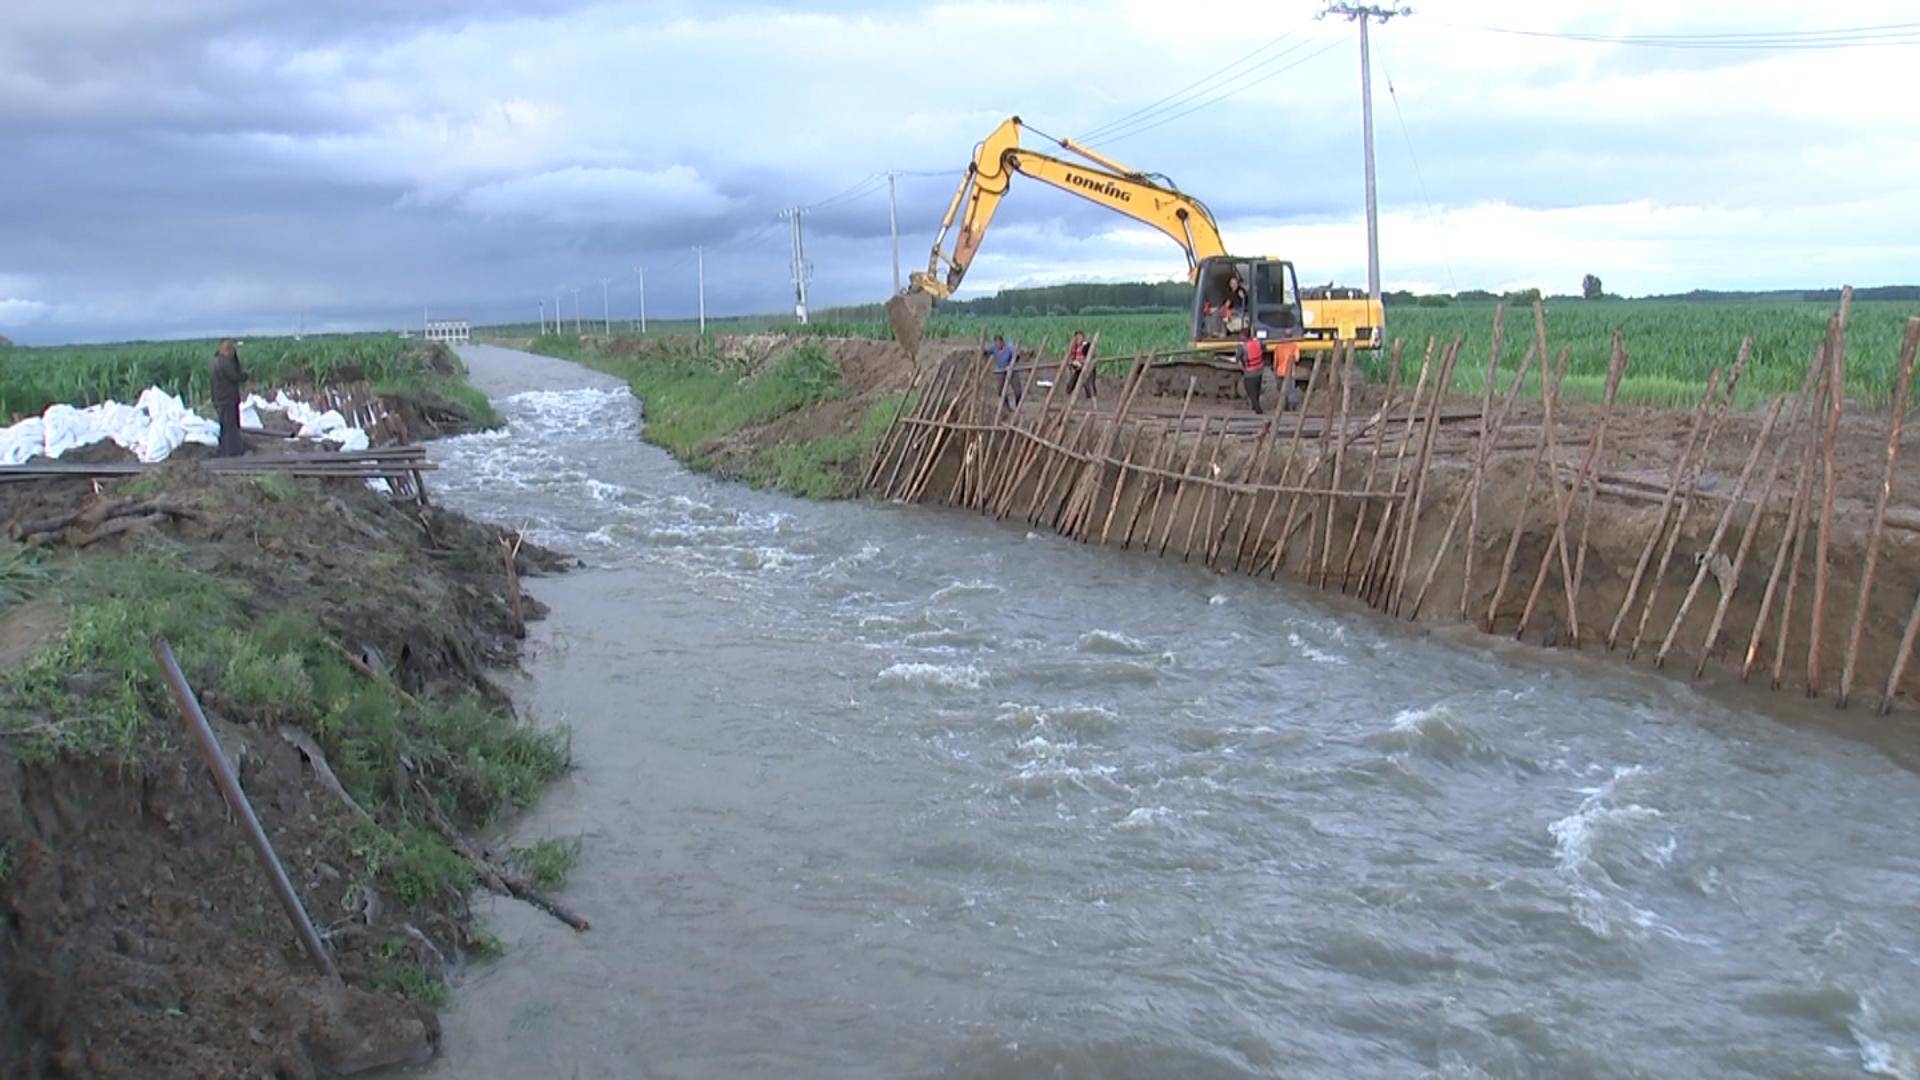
[412, 779, 590, 932]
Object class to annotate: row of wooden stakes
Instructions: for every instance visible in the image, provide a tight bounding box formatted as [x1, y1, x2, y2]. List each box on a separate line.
[863, 295, 1920, 716]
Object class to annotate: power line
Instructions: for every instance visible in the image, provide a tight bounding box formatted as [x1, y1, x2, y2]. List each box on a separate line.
[1374, 33, 1456, 294]
[1092, 38, 1345, 148]
[1076, 28, 1307, 143]
[1438, 19, 1920, 50]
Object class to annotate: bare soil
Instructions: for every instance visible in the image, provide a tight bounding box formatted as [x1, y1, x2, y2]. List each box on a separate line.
[0, 464, 569, 1078]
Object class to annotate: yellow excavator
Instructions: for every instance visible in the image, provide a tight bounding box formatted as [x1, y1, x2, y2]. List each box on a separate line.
[885, 116, 1384, 374]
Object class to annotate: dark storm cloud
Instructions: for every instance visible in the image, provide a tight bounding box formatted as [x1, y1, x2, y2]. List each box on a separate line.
[1, 1, 1914, 344]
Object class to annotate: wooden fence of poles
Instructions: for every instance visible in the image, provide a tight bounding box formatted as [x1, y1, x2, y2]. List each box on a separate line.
[864, 297, 1920, 714]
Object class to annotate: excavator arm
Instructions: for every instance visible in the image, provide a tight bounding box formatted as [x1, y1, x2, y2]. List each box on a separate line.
[909, 117, 1228, 300]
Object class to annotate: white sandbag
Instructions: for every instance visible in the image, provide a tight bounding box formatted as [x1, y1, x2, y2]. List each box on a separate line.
[0, 418, 45, 465]
[39, 404, 110, 459]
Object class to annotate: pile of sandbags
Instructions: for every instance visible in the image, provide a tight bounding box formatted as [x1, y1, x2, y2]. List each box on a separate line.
[0, 387, 372, 466]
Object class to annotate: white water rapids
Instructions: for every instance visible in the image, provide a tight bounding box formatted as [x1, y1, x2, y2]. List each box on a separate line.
[404, 344, 1920, 1078]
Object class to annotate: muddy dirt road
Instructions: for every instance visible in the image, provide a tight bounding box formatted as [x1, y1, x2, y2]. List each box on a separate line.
[412, 343, 1920, 1078]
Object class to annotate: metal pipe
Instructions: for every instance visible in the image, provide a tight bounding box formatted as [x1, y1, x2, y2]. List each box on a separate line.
[150, 636, 339, 982]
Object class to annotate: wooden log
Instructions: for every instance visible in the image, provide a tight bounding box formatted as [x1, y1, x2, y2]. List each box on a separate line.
[1098, 419, 1150, 546]
[501, 534, 526, 639]
[1388, 337, 1463, 613]
[414, 779, 590, 932]
[1516, 329, 1628, 643]
[901, 356, 982, 505]
[1061, 357, 1149, 539]
[1605, 367, 1724, 649]
[1269, 342, 1348, 579]
[1766, 361, 1831, 689]
[1014, 352, 1096, 523]
[984, 340, 1068, 515]
[1246, 345, 1333, 576]
[861, 358, 930, 493]
[1461, 306, 1507, 615]
[1362, 339, 1436, 605]
[1567, 336, 1628, 630]
[1157, 416, 1216, 557]
[1484, 347, 1569, 632]
[1628, 341, 1750, 660]
[1840, 315, 1920, 706]
[1806, 289, 1853, 696]
[1317, 345, 1357, 588]
[1339, 340, 1406, 590]
[1700, 344, 1823, 680]
[879, 356, 960, 500]
[1125, 380, 1197, 549]
[1180, 418, 1234, 561]
[1654, 394, 1786, 669]
[1221, 401, 1289, 570]
[1406, 341, 1536, 621]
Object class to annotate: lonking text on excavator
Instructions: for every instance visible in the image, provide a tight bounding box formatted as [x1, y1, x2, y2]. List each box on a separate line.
[886, 116, 1384, 389]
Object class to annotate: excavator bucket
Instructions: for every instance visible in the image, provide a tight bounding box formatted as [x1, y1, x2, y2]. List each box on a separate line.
[885, 291, 934, 357]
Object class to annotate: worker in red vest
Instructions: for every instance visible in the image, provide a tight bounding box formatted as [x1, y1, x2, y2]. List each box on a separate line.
[1240, 329, 1266, 415]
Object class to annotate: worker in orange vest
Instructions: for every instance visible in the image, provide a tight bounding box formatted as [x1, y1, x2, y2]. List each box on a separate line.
[1240, 329, 1266, 415]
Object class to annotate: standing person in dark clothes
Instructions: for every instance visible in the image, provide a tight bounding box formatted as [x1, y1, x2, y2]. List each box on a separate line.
[1240, 330, 1266, 415]
[1065, 330, 1097, 400]
[210, 338, 249, 457]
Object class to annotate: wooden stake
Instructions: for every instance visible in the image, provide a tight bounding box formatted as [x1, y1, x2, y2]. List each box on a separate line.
[1701, 345, 1823, 680]
[1406, 341, 1536, 621]
[1181, 418, 1234, 561]
[1461, 306, 1507, 615]
[863, 358, 929, 492]
[1389, 338, 1463, 613]
[1840, 315, 1920, 706]
[1484, 347, 1569, 632]
[1361, 339, 1435, 604]
[1157, 416, 1216, 557]
[1340, 339, 1406, 590]
[1317, 346, 1356, 588]
[1516, 329, 1629, 643]
[1768, 374, 1829, 690]
[1125, 380, 1196, 549]
[1806, 289, 1853, 696]
[1269, 342, 1348, 579]
[1246, 347, 1333, 575]
[1655, 394, 1786, 669]
[1628, 341, 1750, 659]
[1605, 367, 1724, 649]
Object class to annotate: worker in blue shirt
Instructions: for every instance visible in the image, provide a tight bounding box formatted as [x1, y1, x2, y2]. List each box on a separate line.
[988, 333, 1021, 410]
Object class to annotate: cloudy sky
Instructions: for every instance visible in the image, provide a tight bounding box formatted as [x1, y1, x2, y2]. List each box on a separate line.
[2, 0, 1917, 344]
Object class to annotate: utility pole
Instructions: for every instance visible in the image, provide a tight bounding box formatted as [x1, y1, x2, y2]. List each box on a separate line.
[887, 171, 901, 294]
[600, 278, 612, 334]
[695, 246, 705, 335]
[555, 288, 564, 336]
[784, 207, 812, 325]
[1321, 3, 1409, 320]
[538, 298, 546, 335]
[571, 287, 582, 334]
[636, 265, 647, 333]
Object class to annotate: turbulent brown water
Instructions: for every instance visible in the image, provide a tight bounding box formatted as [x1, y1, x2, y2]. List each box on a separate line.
[414, 344, 1920, 1078]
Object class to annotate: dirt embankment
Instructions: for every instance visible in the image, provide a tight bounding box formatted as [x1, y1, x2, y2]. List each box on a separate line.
[0, 462, 571, 1077]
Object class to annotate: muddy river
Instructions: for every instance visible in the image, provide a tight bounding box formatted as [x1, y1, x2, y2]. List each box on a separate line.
[415, 344, 1920, 1078]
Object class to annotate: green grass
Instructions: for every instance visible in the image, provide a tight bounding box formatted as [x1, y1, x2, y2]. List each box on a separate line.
[508, 836, 582, 890]
[530, 335, 905, 498]
[0, 543, 47, 609]
[0, 551, 569, 904]
[745, 392, 904, 498]
[553, 335, 845, 453]
[0, 332, 494, 424]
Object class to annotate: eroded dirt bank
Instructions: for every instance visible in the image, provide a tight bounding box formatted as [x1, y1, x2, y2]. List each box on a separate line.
[0, 462, 570, 1077]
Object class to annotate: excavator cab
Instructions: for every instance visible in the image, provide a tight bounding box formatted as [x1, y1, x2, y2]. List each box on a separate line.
[1191, 255, 1304, 352]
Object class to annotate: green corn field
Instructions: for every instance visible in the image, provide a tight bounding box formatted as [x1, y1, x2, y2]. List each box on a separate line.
[491, 299, 1918, 409]
[0, 334, 450, 421]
